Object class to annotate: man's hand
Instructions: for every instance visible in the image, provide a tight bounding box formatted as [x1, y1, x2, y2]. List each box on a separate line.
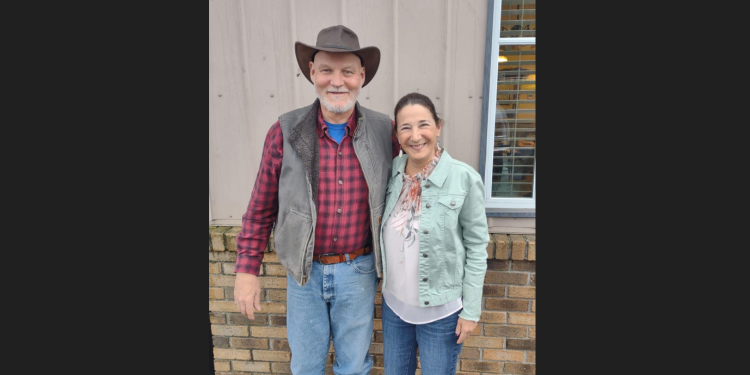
[234, 272, 262, 319]
[455, 317, 477, 344]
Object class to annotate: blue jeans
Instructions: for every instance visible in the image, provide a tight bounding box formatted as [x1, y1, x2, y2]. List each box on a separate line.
[286, 251, 379, 375]
[382, 299, 464, 375]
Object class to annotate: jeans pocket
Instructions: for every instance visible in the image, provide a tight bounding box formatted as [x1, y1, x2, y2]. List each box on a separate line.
[353, 252, 376, 274]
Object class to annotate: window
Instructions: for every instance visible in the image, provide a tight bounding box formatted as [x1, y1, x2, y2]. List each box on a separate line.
[481, 0, 536, 210]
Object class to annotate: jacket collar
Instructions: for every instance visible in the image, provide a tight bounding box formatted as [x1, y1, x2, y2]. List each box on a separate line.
[393, 148, 452, 188]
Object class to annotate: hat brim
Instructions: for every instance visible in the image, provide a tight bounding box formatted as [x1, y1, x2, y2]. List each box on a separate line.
[295, 42, 380, 88]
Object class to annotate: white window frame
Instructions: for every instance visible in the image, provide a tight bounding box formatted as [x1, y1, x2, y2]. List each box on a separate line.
[482, 0, 536, 209]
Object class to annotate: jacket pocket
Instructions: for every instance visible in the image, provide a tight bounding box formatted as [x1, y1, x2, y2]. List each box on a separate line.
[437, 195, 466, 230]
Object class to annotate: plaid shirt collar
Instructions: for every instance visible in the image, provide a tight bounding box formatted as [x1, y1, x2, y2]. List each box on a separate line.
[316, 107, 358, 138]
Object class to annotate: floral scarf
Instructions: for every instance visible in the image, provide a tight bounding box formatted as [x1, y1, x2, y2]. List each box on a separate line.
[390, 149, 443, 246]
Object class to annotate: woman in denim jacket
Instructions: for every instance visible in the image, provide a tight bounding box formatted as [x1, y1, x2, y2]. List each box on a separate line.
[379, 92, 490, 374]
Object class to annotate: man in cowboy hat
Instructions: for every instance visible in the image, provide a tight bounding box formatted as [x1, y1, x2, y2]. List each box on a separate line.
[233, 25, 399, 374]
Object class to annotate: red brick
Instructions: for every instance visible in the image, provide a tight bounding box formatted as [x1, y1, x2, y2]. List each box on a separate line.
[252, 350, 291, 362]
[271, 339, 289, 350]
[224, 227, 242, 251]
[272, 362, 292, 373]
[231, 360, 271, 372]
[485, 298, 529, 311]
[209, 274, 235, 287]
[212, 336, 229, 348]
[507, 338, 536, 350]
[258, 302, 286, 314]
[209, 287, 225, 299]
[459, 348, 480, 359]
[227, 312, 268, 326]
[480, 311, 507, 323]
[209, 311, 226, 324]
[209, 251, 236, 262]
[483, 349, 524, 361]
[510, 260, 535, 272]
[464, 336, 503, 348]
[526, 234, 536, 261]
[493, 234, 510, 259]
[510, 234, 526, 260]
[209, 262, 222, 274]
[221, 263, 236, 275]
[259, 276, 287, 289]
[269, 315, 287, 326]
[209, 301, 238, 312]
[251, 326, 287, 338]
[508, 313, 535, 325]
[268, 289, 287, 301]
[487, 259, 510, 270]
[370, 342, 383, 354]
[213, 348, 250, 360]
[210, 227, 231, 251]
[265, 263, 287, 276]
[230, 337, 269, 349]
[262, 252, 280, 263]
[461, 360, 503, 373]
[504, 363, 536, 374]
[213, 361, 230, 372]
[508, 286, 535, 299]
[484, 271, 528, 285]
[211, 324, 248, 337]
[484, 324, 527, 337]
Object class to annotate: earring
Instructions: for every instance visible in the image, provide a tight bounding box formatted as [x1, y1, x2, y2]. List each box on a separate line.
[437, 137, 441, 151]
[399, 147, 403, 157]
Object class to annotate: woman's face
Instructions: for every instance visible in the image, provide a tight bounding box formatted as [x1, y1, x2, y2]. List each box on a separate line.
[395, 104, 441, 167]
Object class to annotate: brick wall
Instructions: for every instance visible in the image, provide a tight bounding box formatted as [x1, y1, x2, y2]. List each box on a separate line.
[209, 226, 536, 374]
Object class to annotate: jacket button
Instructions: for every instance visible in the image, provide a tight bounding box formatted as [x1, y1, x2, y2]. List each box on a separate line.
[423, 229, 428, 234]
[333, 237, 337, 242]
[338, 151, 342, 156]
[425, 183, 430, 188]
[424, 301, 429, 305]
[338, 180, 343, 185]
[337, 208, 342, 214]
[426, 203, 431, 208]
[423, 254, 428, 258]
[450, 201, 456, 206]
[422, 277, 428, 282]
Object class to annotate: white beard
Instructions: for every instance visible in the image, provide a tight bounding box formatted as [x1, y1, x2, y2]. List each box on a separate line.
[318, 86, 360, 114]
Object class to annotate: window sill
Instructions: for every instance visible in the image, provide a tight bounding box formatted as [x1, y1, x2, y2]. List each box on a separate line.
[485, 208, 535, 218]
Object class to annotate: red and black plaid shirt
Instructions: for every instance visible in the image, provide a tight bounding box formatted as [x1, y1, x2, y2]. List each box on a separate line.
[235, 108, 400, 275]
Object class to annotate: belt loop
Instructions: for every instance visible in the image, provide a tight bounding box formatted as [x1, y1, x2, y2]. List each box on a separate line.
[345, 253, 351, 264]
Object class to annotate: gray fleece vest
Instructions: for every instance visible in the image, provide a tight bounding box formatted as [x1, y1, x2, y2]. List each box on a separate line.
[274, 99, 393, 286]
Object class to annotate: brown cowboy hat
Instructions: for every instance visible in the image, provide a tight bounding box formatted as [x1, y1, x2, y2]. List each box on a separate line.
[295, 25, 381, 88]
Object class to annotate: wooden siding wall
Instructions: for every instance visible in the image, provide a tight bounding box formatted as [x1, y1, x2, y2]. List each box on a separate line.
[209, 0, 491, 226]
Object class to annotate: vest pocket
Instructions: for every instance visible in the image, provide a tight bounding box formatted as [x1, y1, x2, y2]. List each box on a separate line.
[274, 208, 312, 253]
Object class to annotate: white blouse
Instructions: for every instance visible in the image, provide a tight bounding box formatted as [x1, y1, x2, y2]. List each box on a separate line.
[382, 182, 462, 325]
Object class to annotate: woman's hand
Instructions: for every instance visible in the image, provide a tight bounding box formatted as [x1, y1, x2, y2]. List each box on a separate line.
[455, 317, 477, 344]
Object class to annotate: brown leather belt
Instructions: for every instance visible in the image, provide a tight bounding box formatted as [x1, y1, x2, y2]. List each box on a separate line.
[314, 247, 371, 264]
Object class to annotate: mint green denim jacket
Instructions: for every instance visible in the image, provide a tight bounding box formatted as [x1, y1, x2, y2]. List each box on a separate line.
[379, 150, 489, 321]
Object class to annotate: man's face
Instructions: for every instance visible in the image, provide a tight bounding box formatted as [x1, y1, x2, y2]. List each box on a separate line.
[309, 51, 365, 114]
